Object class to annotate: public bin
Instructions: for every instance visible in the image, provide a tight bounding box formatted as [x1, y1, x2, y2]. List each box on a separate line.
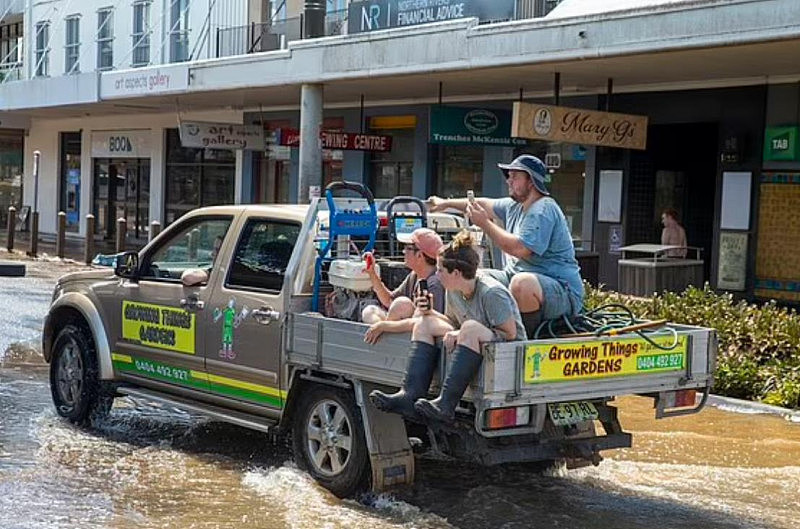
[617, 244, 703, 297]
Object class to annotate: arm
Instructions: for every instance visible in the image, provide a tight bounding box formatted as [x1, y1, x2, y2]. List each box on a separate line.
[493, 316, 520, 341]
[428, 196, 496, 216]
[468, 202, 533, 260]
[367, 266, 393, 308]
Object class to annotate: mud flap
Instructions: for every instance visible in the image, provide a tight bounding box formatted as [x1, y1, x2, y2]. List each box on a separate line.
[353, 381, 415, 492]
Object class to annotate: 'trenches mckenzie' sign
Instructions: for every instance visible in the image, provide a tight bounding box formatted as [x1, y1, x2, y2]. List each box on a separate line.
[280, 129, 393, 152]
[512, 102, 649, 150]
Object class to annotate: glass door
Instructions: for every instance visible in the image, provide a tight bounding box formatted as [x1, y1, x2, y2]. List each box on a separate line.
[93, 158, 150, 242]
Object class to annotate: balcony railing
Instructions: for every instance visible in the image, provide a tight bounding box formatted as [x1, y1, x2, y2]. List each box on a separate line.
[0, 62, 22, 82]
[215, 3, 562, 59]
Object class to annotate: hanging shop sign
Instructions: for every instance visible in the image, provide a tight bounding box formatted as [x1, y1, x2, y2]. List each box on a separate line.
[100, 64, 190, 99]
[91, 130, 152, 158]
[277, 129, 393, 152]
[512, 102, 649, 150]
[179, 122, 266, 151]
[763, 126, 799, 161]
[429, 106, 528, 147]
[348, 0, 515, 34]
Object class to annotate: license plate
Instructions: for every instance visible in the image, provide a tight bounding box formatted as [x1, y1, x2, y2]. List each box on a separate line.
[547, 401, 599, 426]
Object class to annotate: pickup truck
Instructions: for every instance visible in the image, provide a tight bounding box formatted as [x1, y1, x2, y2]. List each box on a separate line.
[43, 189, 717, 498]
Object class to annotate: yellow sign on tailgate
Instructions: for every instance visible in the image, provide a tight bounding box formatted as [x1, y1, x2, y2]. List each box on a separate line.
[524, 335, 688, 384]
[122, 301, 196, 354]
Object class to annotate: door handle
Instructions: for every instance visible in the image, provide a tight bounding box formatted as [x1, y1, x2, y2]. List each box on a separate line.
[252, 306, 280, 325]
[180, 294, 205, 311]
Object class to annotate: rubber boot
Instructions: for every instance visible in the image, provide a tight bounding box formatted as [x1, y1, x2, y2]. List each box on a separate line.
[369, 341, 438, 417]
[414, 344, 483, 424]
[521, 310, 544, 339]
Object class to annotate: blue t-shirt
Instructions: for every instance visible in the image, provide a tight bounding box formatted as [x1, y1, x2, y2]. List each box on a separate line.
[492, 197, 584, 308]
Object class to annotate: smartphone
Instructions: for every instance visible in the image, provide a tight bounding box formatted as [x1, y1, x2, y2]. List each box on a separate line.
[417, 279, 430, 310]
[467, 190, 475, 204]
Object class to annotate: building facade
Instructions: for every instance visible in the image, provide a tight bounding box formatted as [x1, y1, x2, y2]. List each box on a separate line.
[4, 0, 800, 302]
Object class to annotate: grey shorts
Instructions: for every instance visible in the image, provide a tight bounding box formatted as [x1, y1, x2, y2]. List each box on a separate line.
[481, 268, 578, 320]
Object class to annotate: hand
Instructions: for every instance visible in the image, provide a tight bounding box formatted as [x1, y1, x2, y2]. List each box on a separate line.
[426, 196, 445, 212]
[414, 294, 432, 314]
[364, 321, 386, 345]
[466, 202, 491, 229]
[362, 252, 378, 278]
[443, 330, 459, 352]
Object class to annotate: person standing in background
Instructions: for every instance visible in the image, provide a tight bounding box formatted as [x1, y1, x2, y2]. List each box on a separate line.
[661, 208, 687, 258]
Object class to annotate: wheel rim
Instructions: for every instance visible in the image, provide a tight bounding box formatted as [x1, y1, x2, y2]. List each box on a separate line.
[305, 399, 353, 477]
[56, 338, 84, 408]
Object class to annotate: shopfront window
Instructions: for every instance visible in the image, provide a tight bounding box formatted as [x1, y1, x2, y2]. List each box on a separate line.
[368, 116, 416, 198]
[93, 158, 150, 241]
[0, 130, 23, 228]
[60, 132, 81, 233]
[434, 145, 483, 198]
[165, 129, 235, 224]
[522, 142, 587, 243]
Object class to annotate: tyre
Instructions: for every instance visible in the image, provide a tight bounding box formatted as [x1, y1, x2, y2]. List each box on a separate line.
[292, 385, 370, 498]
[49, 323, 113, 426]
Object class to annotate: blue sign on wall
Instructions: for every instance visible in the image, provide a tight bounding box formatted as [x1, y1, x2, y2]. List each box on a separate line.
[348, 0, 516, 34]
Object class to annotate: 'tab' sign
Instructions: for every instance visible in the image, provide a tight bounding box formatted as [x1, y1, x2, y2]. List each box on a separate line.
[348, 0, 515, 34]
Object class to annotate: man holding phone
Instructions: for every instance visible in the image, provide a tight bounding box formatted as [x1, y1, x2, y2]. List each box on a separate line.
[428, 154, 583, 337]
[362, 228, 445, 344]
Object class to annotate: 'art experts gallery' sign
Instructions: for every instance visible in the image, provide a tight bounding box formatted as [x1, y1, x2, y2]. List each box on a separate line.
[348, 0, 515, 34]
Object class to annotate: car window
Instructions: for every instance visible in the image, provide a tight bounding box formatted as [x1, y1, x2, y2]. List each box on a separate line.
[227, 219, 301, 291]
[142, 217, 232, 280]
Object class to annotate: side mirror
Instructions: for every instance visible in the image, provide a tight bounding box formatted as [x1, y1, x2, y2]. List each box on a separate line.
[180, 268, 209, 287]
[114, 251, 140, 279]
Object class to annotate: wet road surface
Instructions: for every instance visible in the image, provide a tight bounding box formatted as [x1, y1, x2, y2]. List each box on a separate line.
[1, 265, 799, 529]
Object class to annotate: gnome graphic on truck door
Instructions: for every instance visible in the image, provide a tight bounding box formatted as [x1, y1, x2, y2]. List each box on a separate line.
[213, 299, 249, 360]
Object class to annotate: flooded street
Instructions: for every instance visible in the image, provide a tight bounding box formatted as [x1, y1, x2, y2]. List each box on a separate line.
[1, 265, 800, 529]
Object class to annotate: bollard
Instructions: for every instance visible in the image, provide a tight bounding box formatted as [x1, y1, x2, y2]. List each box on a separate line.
[149, 220, 161, 242]
[6, 206, 15, 252]
[29, 211, 39, 257]
[85, 214, 95, 265]
[115, 217, 127, 253]
[56, 211, 66, 259]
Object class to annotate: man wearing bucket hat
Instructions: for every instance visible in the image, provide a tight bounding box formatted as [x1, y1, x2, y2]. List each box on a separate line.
[428, 154, 583, 337]
[361, 227, 445, 343]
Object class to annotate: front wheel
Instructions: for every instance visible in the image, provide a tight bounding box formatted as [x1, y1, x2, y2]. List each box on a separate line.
[292, 385, 370, 497]
[49, 323, 113, 426]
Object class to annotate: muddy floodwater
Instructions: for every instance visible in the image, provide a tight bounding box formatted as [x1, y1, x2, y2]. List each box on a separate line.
[1, 265, 799, 529]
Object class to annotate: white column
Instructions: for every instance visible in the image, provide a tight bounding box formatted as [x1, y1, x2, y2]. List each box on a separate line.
[149, 129, 165, 225]
[234, 150, 244, 204]
[298, 83, 323, 204]
[79, 131, 93, 237]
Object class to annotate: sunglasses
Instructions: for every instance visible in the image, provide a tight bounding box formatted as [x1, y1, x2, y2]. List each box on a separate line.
[403, 245, 419, 253]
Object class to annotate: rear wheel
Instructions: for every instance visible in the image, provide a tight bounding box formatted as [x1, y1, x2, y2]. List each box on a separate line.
[49, 324, 113, 426]
[292, 385, 370, 497]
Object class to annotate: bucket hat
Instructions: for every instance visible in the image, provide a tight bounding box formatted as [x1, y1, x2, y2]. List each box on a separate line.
[498, 154, 550, 196]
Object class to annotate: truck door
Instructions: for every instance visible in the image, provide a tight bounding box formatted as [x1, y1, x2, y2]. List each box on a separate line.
[110, 215, 234, 394]
[202, 216, 301, 412]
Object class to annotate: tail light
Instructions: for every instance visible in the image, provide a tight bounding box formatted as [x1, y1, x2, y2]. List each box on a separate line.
[485, 406, 531, 430]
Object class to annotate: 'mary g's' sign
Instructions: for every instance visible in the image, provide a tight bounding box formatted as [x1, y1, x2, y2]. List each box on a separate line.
[512, 102, 649, 150]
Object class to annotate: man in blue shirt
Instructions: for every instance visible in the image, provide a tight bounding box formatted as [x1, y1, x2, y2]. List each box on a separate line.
[428, 154, 583, 337]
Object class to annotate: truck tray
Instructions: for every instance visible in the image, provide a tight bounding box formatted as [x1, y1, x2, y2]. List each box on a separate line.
[287, 313, 716, 410]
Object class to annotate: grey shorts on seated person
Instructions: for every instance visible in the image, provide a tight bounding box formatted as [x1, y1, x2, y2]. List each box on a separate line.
[481, 268, 576, 321]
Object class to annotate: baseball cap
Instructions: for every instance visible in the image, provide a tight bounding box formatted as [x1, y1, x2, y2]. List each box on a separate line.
[498, 154, 550, 196]
[397, 228, 443, 259]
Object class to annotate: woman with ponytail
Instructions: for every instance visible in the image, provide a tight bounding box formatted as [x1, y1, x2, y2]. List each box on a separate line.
[370, 230, 526, 424]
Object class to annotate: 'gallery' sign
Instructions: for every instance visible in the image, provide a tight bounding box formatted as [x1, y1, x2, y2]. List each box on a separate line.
[512, 102, 649, 150]
[179, 122, 266, 151]
[348, 0, 515, 34]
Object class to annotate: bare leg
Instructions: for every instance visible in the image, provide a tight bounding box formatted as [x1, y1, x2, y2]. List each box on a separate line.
[386, 296, 415, 321]
[361, 304, 388, 324]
